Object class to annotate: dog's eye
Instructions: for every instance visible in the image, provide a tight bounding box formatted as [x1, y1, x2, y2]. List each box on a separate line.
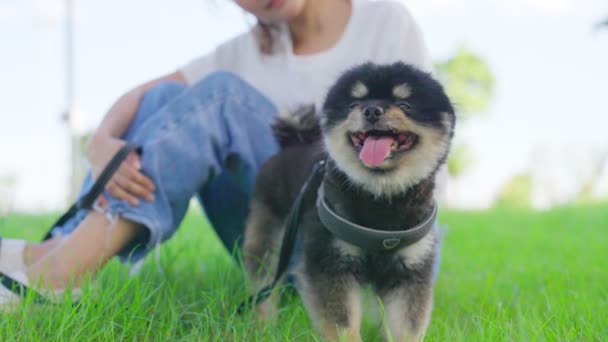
[396, 102, 412, 112]
[349, 102, 361, 110]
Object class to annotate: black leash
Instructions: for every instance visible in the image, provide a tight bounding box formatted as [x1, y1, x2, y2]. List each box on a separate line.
[42, 143, 142, 241]
[236, 160, 326, 315]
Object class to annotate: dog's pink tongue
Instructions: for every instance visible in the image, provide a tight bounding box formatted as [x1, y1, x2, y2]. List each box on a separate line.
[359, 136, 394, 166]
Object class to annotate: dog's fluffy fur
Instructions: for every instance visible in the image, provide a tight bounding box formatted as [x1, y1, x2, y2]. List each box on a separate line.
[243, 62, 455, 341]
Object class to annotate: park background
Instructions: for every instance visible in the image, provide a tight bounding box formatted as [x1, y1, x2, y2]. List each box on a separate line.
[1, 0, 607, 212]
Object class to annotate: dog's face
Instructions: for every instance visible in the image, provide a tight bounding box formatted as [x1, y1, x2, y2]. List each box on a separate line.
[321, 62, 455, 197]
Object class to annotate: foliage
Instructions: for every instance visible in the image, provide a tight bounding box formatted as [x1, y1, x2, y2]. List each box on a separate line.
[435, 47, 495, 177]
[494, 173, 533, 208]
[447, 142, 473, 177]
[577, 148, 608, 202]
[0, 174, 17, 216]
[435, 47, 495, 120]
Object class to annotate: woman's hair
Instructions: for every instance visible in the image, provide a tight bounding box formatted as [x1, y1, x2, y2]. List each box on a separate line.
[254, 20, 279, 55]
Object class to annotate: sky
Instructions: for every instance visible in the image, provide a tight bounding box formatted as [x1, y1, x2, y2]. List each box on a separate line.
[1, 0, 607, 211]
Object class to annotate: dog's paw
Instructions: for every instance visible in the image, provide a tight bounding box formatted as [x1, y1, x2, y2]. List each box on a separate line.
[321, 325, 362, 342]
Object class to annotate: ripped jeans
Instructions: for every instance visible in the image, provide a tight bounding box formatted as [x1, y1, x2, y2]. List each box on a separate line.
[50, 72, 280, 262]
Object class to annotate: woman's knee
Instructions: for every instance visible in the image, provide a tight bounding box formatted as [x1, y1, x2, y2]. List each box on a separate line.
[190, 71, 258, 98]
[140, 81, 187, 110]
[126, 81, 187, 135]
[188, 71, 277, 123]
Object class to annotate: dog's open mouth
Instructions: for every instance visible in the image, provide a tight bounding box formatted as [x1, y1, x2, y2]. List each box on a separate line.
[349, 130, 418, 167]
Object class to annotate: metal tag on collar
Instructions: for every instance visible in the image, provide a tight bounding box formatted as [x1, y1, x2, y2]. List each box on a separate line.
[382, 238, 401, 250]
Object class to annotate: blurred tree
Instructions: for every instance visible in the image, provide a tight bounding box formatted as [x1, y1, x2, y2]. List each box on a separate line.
[0, 174, 17, 219]
[494, 173, 533, 208]
[435, 47, 495, 177]
[577, 148, 608, 202]
[580, 16, 608, 201]
[436, 47, 495, 120]
[446, 143, 473, 176]
[69, 132, 93, 201]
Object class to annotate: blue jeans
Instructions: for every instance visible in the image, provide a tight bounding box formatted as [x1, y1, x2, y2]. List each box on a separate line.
[50, 72, 280, 262]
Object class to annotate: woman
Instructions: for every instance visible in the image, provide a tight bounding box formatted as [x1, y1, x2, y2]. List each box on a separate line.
[0, 0, 434, 305]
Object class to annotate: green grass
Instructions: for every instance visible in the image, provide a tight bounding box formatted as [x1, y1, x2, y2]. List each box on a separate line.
[0, 204, 606, 341]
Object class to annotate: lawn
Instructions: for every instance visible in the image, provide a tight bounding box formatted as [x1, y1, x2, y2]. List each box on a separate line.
[0, 203, 606, 341]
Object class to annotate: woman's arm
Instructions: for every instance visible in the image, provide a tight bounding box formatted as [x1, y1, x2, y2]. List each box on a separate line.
[87, 70, 187, 206]
[88, 70, 186, 155]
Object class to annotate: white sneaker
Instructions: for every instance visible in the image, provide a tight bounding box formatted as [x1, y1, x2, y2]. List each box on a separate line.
[0, 237, 26, 273]
[0, 270, 82, 311]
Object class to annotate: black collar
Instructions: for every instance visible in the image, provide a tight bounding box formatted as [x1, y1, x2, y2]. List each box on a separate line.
[316, 183, 437, 251]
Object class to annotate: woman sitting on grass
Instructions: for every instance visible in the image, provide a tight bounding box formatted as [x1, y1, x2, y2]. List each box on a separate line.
[0, 0, 436, 306]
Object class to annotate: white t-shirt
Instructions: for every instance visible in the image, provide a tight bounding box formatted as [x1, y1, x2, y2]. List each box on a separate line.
[180, 0, 433, 113]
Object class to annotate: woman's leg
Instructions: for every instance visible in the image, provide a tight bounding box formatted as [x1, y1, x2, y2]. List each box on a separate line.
[26, 82, 187, 266]
[197, 161, 253, 253]
[26, 72, 279, 289]
[27, 212, 141, 288]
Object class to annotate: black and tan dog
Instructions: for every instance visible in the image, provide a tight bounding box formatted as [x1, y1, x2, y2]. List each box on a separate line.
[243, 62, 455, 341]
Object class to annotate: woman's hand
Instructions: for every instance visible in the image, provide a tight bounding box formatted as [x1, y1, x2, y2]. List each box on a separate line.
[88, 136, 156, 207]
[83, 70, 185, 207]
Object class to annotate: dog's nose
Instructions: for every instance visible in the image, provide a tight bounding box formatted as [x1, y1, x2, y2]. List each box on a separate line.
[362, 106, 384, 123]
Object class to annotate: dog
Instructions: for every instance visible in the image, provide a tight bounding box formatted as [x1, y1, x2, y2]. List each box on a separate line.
[243, 62, 455, 341]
